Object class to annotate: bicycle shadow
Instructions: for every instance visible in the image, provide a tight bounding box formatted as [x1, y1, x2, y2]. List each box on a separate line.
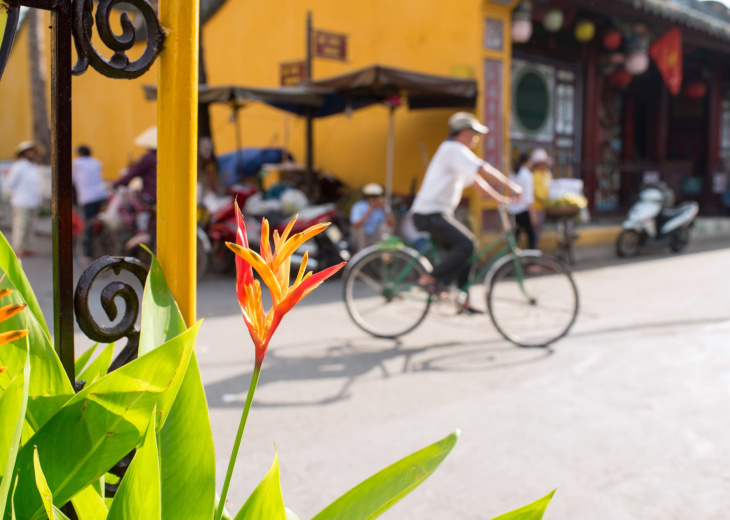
[204, 335, 553, 409]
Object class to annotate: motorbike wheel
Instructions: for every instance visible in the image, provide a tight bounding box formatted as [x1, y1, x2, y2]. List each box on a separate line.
[196, 234, 209, 280]
[669, 228, 690, 253]
[209, 240, 235, 274]
[88, 219, 121, 257]
[616, 230, 642, 258]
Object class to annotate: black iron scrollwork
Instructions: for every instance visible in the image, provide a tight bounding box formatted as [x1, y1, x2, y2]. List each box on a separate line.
[74, 256, 148, 375]
[73, 256, 148, 498]
[71, 0, 165, 78]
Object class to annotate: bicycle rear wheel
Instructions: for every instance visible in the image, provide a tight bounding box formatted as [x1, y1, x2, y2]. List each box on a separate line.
[344, 248, 431, 338]
[487, 253, 578, 347]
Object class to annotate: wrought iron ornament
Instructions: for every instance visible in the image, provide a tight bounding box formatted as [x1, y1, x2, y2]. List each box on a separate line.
[71, 0, 165, 78]
[0, 0, 20, 84]
[73, 256, 149, 375]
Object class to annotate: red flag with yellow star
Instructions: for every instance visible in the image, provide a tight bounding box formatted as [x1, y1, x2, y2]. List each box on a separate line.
[650, 28, 682, 95]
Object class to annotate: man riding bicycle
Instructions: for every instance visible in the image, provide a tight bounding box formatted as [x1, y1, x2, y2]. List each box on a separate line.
[411, 112, 522, 314]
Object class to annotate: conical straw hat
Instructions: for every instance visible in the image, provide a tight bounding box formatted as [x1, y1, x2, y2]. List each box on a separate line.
[134, 126, 157, 150]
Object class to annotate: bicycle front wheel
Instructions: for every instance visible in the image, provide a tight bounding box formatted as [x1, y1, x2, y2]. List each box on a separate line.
[487, 253, 578, 347]
[344, 248, 431, 338]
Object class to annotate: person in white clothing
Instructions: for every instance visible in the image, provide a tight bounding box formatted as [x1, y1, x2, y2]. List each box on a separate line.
[5, 141, 42, 257]
[411, 112, 522, 313]
[72, 145, 109, 262]
[507, 153, 537, 249]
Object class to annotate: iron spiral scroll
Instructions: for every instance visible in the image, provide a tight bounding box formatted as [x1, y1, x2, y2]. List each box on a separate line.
[73, 256, 148, 499]
[73, 255, 148, 377]
[71, 0, 165, 79]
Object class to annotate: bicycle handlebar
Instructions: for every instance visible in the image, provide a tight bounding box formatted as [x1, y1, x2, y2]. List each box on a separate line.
[496, 204, 513, 233]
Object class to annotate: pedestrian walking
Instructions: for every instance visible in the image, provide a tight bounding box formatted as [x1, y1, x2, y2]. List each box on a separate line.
[72, 144, 109, 263]
[508, 153, 537, 249]
[5, 141, 41, 257]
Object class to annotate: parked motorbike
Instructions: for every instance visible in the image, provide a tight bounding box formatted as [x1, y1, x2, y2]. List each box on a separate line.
[616, 183, 699, 258]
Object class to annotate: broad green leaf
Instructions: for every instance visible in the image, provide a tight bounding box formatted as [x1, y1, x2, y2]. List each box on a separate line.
[0, 375, 24, 476]
[139, 251, 187, 356]
[0, 233, 74, 430]
[312, 431, 459, 520]
[490, 490, 555, 520]
[285, 507, 302, 520]
[0, 232, 50, 337]
[70, 483, 108, 520]
[0, 342, 29, 513]
[234, 451, 286, 520]
[74, 344, 99, 378]
[52, 506, 71, 520]
[33, 446, 54, 518]
[107, 407, 161, 520]
[9, 321, 200, 520]
[77, 343, 115, 386]
[142, 251, 215, 520]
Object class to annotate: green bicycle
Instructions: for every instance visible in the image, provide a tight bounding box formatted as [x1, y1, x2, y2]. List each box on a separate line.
[342, 205, 579, 347]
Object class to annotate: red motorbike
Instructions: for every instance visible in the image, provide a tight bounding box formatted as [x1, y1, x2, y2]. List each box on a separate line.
[205, 194, 349, 274]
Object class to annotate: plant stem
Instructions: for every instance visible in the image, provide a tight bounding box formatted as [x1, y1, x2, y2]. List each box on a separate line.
[214, 364, 261, 520]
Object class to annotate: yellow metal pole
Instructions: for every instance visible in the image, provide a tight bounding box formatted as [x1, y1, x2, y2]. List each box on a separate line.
[157, 0, 200, 325]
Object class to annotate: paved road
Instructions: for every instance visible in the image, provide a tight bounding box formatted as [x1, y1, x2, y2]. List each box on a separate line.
[14, 230, 730, 519]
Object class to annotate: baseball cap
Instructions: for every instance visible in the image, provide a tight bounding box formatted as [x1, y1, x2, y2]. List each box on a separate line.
[362, 183, 384, 196]
[448, 112, 488, 135]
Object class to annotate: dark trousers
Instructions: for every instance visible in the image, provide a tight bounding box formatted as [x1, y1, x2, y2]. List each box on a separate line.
[514, 210, 536, 249]
[82, 199, 105, 258]
[412, 212, 476, 289]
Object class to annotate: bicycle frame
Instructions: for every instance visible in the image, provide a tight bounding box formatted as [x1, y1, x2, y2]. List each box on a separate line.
[372, 205, 531, 297]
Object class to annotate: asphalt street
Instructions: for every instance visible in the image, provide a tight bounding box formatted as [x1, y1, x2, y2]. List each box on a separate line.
[12, 230, 730, 520]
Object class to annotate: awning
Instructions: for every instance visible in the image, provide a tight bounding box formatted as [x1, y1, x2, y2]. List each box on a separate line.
[307, 64, 478, 109]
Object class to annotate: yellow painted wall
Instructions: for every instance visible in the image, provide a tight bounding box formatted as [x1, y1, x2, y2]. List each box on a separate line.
[0, 11, 156, 178]
[0, 1, 515, 195]
[0, 20, 33, 157]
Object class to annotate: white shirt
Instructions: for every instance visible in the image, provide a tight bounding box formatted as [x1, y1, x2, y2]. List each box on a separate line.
[72, 156, 108, 205]
[5, 158, 41, 209]
[411, 140, 484, 215]
[507, 166, 535, 215]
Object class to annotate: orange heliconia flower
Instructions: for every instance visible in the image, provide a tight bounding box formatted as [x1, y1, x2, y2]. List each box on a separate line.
[226, 202, 345, 365]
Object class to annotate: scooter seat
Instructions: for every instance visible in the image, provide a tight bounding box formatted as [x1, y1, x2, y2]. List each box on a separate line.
[659, 203, 694, 219]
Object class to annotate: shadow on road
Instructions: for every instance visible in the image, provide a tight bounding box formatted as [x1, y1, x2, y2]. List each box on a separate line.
[204, 336, 554, 409]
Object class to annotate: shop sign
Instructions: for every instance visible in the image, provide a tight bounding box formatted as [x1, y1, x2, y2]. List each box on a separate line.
[314, 29, 347, 61]
[0, 1, 20, 85]
[280, 60, 306, 86]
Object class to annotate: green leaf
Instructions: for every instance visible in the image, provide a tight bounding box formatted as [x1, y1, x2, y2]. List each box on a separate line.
[107, 406, 161, 520]
[142, 251, 216, 520]
[0, 232, 50, 337]
[285, 507, 302, 520]
[9, 321, 200, 520]
[74, 344, 99, 378]
[0, 339, 30, 513]
[312, 431, 459, 520]
[0, 235, 74, 431]
[139, 252, 187, 357]
[234, 451, 286, 520]
[490, 490, 555, 520]
[76, 343, 115, 386]
[33, 446, 54, 518]
[70, 484, 108, 520]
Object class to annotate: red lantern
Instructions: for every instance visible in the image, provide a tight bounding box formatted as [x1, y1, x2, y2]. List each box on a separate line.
[683, 81, 707, 98]
[608, 69, 633, 88]
[603, 29, 622, 50]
